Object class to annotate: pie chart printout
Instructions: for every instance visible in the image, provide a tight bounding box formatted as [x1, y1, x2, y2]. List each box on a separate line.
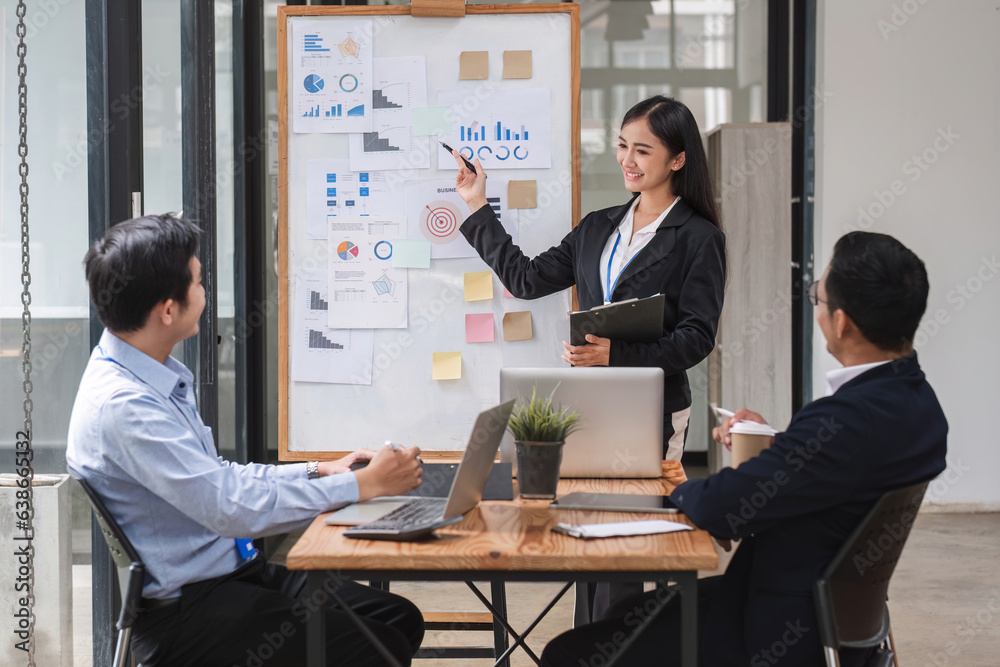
[303, 74, 324, 93]
[337, 241, 359, 260]
[420, 200, 462, 245]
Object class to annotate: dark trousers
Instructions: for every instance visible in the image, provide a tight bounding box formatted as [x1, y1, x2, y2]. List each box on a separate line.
[548, 578, 720, 667]
[131, 558, 424, 667]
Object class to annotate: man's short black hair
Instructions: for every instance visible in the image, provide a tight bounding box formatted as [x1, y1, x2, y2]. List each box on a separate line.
[825, 231, 929, 352]
[84, 214, 201, 333]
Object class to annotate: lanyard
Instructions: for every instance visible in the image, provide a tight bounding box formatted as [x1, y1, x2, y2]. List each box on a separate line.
[605, 232, 642, 303]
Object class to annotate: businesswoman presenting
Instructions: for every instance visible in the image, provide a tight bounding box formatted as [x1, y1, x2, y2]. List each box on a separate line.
[453, 96, 725, 460]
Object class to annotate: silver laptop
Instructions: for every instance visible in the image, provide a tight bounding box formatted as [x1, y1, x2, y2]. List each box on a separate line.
[500, 367, 664, 478]
[343, 400, 514, 541]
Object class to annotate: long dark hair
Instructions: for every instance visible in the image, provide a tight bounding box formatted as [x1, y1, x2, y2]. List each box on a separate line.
[621, 96, 722, 231]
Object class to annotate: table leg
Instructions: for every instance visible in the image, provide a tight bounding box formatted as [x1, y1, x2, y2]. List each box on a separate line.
[306, 572, 326, 667]
[490, 581, 511, 667]
[678, 572, 698, 667]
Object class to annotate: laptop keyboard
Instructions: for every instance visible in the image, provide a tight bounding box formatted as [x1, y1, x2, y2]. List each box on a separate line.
[353, 498, 449, 531]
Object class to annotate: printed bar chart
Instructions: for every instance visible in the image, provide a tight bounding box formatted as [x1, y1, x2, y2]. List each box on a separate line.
[303, 34, 330, 52]
[496, 122, 529, 141]
[309, 291, 329, 311]
[308, 330, 344, 349]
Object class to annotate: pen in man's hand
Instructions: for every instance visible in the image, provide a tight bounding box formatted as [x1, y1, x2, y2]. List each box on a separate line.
[440, 141, 477, 174]
[385, 440, 422, 464]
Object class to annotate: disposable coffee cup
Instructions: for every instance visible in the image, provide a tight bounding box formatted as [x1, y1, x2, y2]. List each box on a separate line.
[729, 420, 777, 468]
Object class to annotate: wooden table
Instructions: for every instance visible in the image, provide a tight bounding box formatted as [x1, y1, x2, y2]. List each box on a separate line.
[287, 461, 717, 667]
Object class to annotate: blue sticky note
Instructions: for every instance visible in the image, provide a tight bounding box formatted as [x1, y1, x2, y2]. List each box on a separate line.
[391, 239, 431, 269]
[412, 106, 452, 136]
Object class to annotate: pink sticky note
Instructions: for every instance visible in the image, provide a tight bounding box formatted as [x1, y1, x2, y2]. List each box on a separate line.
[503, 287, 515, 298]
[466, 313, 495, 343]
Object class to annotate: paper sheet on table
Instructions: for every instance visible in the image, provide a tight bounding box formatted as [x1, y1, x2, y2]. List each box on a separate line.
[404, 179, 518, 259]
[327, 217, 407, 328]
[348, 56, 430, 171]
[554, 520, 693, 540]
[464, 271, 494, 301]
[436, 88, 552, 170]
[432, 351, 462, 380]
[291, 273, 374, 384]
[459, 51, 489, 80]
[292, 19, 373, 134]
[503, 50, 532, 79]
[502, 311, 533, 341]
[390, 239, 431, 268]
[305, 159, 402, 239]
[465, 313, 495, 343]
[412, 106, 451, 137]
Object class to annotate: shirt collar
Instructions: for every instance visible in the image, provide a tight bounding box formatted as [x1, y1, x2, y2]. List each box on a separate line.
[97, 329, 193, 400]
[617, 195, 681, 239]
[825, 359, 891, 396]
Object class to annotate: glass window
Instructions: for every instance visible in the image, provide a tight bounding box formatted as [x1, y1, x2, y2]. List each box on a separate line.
[0, 0, 92, 661]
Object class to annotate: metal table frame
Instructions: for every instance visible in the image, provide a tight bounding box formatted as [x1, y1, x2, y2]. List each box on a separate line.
[304, 569, 699, 667]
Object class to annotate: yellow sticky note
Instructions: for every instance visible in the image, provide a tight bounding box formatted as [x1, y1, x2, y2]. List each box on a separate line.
[464, 271, 494, 301]
[508, 180, 538, 209]
[432, 351, 462, 380]
[503, 50, 533, 79]
[502, 311, 533, 341]
[459, 51, 489, 80]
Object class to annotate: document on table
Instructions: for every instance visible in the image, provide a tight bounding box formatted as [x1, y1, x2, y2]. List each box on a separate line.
[552, 520, 693, 540]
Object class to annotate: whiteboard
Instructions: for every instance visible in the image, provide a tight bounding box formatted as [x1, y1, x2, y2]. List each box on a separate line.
[279, 5, 580, 456]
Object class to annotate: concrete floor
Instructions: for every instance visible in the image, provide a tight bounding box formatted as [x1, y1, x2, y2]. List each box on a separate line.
[71, 512, 999, 666]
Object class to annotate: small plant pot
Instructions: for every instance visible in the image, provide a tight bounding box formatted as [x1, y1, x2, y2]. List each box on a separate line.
[514, 440, 564, 499]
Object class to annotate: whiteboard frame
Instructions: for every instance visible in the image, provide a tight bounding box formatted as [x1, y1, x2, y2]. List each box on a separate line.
[278, 3, 581, 459]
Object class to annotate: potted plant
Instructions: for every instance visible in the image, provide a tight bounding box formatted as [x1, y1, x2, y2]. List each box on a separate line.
[508, 386, 582, 499]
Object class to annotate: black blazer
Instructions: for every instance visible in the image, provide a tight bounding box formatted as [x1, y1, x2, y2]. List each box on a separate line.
[460, 196, 726, 413]
[670, 354, 948, 665]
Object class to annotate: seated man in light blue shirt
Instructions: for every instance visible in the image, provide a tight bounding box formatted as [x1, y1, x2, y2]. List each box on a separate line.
[67, 214, 425, 666]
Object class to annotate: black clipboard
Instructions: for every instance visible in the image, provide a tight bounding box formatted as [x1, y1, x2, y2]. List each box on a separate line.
[569, 293, 665, 346]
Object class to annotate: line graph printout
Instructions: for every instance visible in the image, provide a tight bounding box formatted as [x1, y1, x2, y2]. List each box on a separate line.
[327, 216, 408, 328]
[291, 273, 374, 384]
[436, 88, 551, 170]
[404, 179, 518, 259]
[349, 56, 430, 171]
[305, 159, 402, 239]
[292, 19, 373, 133]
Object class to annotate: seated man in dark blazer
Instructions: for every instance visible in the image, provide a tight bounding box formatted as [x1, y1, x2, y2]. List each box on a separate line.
[541, 231, 948, 666]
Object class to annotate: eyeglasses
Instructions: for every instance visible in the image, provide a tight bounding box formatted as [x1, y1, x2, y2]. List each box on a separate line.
[807, 281, 826, 306]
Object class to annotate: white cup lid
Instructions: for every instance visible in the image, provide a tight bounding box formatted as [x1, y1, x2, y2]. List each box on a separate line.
[729, 420, 777, 436]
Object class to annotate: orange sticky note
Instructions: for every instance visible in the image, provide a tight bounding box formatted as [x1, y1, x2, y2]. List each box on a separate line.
[466, 313, 495, 343]
[432, 351, 462, 380]
[459, 51, 489, 80]
[502, 311, 533, 341]
[508, 180, 537, 209]
[503, 50, 532, 79]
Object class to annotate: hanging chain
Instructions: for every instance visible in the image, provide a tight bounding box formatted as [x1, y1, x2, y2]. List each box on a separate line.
[15, 0, 35, 665]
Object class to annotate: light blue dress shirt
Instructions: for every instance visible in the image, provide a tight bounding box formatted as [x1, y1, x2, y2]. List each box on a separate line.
[67, 330, 359, 599]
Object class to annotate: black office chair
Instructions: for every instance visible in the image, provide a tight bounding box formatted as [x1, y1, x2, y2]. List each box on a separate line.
[814, 480, 929, 667]
[78, 479, 145, 667]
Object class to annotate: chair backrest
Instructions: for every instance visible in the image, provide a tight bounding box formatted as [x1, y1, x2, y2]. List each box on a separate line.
[77, 479, 146, 632]
[814, 481, 928, 651]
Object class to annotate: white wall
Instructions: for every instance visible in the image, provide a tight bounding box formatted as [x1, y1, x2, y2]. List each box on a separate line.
[814, 0, 1000, 509]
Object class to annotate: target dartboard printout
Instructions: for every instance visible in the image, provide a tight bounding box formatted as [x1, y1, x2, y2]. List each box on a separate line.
[403, 178, 518, 259]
